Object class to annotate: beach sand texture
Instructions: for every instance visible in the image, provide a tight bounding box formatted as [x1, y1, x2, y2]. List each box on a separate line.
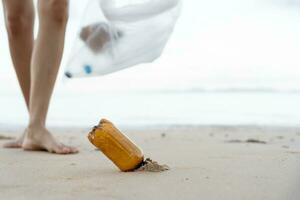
[1, 126, 300, 200]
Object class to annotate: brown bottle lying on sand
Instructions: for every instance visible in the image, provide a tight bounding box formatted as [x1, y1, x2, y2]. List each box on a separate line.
[88, 119, 144, 172]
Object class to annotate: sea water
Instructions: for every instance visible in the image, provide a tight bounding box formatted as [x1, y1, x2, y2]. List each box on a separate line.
[0, 90, 299, 127]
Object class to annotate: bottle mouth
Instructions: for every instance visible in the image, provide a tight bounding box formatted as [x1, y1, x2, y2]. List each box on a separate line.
[87, 119, 116, 148]
[87, 131, 95, 143]
[87, 119, 108, 143]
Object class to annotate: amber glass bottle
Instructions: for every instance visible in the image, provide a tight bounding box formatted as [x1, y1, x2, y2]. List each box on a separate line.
[88, 119, 144, 171]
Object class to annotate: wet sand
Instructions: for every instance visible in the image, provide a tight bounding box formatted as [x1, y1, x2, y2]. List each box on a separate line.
[1, 125, 300, 200]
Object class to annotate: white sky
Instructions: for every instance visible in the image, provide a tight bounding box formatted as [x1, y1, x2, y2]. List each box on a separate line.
[1, 0, 300, 94]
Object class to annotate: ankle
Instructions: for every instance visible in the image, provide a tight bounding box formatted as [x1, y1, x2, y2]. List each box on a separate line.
[28, 121, 45, 130]
[26, 125, 46, 138]
[27, 125, 44, 131]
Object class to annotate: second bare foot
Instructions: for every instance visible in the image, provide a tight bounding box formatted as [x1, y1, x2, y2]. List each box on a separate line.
[3, 131, 25, 148]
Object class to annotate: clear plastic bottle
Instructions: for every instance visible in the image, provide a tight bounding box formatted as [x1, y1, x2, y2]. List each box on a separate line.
[88, 119, 144, 171]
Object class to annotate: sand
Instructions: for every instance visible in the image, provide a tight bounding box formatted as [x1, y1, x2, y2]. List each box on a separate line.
[1, 125, 300, 200]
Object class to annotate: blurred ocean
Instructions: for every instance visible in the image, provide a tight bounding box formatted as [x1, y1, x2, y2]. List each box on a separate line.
[0, 0, 300, 127]
[0, 90, 300, 127]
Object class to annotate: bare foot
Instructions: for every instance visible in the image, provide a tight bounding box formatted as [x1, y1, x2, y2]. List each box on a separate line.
[3, 131, 25, 148]
[22, 127, 78, 154]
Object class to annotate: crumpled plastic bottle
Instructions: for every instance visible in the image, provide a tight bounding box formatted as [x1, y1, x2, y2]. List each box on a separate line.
[65, 0, 181, 78]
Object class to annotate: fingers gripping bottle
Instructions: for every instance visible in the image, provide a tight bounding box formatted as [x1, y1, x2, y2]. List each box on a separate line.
[88, 119, 144, 171]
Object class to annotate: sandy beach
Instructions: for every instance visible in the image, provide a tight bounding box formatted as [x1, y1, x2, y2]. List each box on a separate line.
[1, 125, 300, 200]
[1, 0, 300, 199]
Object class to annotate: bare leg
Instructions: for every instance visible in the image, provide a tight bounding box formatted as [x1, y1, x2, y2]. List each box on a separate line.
[2, 0, 34, 148]
[22, 0, 78, 154]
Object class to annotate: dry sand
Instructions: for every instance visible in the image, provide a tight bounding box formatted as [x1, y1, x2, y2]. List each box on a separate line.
[1, 125, 300, 200]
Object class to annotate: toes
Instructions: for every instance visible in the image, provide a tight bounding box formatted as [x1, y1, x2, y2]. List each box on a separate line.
[61, 146, 71, 154]
[52, 144, 78, 154]
[61, 143, 79, 154]
[64, 146, 79, 154]
[70, 147, 79, 154]
[51, 145, 68, 154]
